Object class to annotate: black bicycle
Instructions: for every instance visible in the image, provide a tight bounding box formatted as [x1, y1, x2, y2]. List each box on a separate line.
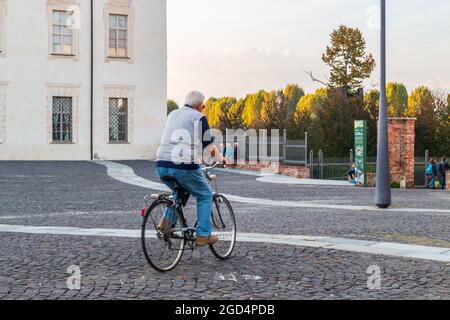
[141, 163, 236, 272]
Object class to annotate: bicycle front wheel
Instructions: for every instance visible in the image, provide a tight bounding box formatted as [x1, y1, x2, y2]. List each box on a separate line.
[141, 199, 186, 272]
[209, 194, 236, 259]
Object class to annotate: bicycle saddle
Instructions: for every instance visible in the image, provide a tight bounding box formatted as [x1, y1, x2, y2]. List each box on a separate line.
[162, 176, 185, 192]
[162, 176, 179, 184]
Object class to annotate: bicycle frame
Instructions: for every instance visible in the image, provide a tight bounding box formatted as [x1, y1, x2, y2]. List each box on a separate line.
[141, 163, 236, 271]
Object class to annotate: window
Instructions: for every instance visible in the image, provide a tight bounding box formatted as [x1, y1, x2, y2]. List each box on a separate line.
[103, 85, 134, 144]
[52, 10, 73, 55]
[109, 98, 128, 143]
[108, 14, 128, 57]
[52, 97, 73, 143]
[103, 1, 134, 62]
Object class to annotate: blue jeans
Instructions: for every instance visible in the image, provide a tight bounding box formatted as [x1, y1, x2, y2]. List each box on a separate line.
[156, 167, 213, 237]
[427, 174, 435, 189]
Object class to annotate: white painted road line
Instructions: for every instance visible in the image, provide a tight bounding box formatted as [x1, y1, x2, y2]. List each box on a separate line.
[257, 175, 351, 186]
[1, 224, 450, 262]
[95, 161, 450, 214]
[0, 211, 130, 220]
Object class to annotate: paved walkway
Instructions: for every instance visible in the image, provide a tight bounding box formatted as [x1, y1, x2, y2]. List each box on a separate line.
[2, 223, 450, 263]
[1, 160, 450, 299]
[98, 161, 450, 214]
[216, 167, 352, 186]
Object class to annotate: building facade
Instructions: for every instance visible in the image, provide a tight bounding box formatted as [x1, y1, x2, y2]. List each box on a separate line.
[0, 0, 167, 160]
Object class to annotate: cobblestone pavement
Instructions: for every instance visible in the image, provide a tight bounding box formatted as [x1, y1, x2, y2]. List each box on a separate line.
[1, 161, 450, 300]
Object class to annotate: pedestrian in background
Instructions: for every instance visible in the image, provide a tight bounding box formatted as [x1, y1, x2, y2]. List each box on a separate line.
[233, 142, 238, 167]
[426, 159, 437, 189]
[438, 156, 450, 190]
[225, 143, 233, 166]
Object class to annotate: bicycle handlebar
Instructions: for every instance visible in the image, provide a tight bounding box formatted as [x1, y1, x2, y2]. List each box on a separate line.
[202, 162, 219, 171]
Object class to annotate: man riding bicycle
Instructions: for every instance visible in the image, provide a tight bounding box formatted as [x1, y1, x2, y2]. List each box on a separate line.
[155, 91, 225, 246]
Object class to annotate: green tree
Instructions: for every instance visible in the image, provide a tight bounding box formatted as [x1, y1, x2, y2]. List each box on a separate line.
[227, 98, 245, 129]
[433, 92, 450, 156]
[208, 97, 237, 131]
[202, 97, 217, 120]
[260, 90, 290, 132]
[407, 86, 437, 155]
[386, 82, 408, 116]
[292, 89, 327, 139]
[311, 89, 366, 156]
[284, 84, 305, 113]
[406, 86, 434, 117]
[322, 25, 376, 93]
[363, 89, 380, 156]
[242, 90, 266, 128]
[167, 99, 179, 115]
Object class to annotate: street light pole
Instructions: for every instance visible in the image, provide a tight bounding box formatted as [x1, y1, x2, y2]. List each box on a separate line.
[375, 0, 391, 208]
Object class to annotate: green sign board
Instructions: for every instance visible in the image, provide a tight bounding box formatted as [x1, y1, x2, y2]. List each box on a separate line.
[354, 120, 367, 187]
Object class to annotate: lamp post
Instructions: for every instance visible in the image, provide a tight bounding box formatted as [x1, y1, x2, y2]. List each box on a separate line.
[375, 0, 391, 208]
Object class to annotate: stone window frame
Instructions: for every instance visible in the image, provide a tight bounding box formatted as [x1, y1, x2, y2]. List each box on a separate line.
[0, 81, 7, 144]
[108, 14, 128, 58]
[46, 0, 80, 60]
[46, 83, 81, 144]
[52, 96, 74, 143]
[103, 0, 134, 63]
[103, 85, 135, 144]
[0, 0, 6, 57]
[108, 97, 129, 144]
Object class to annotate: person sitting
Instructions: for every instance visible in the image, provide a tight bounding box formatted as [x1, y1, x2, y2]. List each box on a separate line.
[155, 90, 226, 246]
[347, 163, 358, 184]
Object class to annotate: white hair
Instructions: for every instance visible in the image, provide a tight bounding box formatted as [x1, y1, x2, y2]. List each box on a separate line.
[184, 91, 205, 108]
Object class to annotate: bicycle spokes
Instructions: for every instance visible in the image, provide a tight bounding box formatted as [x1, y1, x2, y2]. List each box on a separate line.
[141, 200, 185, 272]
[209, 195, 236, 260]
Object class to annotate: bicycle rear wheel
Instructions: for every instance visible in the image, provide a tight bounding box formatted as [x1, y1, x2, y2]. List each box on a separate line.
[209, 194, 236, 259]
[141, 199, 185, 272]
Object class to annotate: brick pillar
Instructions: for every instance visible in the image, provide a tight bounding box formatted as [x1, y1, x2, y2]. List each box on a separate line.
[387, 118, 416, 188]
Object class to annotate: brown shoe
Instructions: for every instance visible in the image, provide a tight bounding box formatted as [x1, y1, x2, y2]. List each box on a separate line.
[195, 235, 218, 246]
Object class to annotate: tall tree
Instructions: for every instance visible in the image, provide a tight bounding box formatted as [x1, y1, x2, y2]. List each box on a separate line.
[167, 99, 179, 115]
[227, 98, 245, 129]
[406, 86, 434, 117]
[312, 89, 366, 156]
[209, 97, 237, 131]
[386, 82, 408, 116]
[242, 90, 266, 128]
[292, 89, 327, 139]
[407, 86, 437, 155]
[363, 89, 380, 156]
[202, 97, 217, 120]
[284, 84, 305, 113]
[322, 25, 376, 93]
[433, 92, 450, 156]
[260, 90, 290, 132]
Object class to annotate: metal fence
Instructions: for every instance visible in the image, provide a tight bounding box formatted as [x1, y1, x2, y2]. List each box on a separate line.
[222, 131, 308, 165]
[220, 131, 435, 188]
[307, 149, 435, 187]
[283, 132, 308, 166]
[309, 151, 353, 180]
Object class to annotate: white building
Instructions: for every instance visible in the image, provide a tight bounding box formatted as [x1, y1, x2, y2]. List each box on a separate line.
[0, 0, 167, 160]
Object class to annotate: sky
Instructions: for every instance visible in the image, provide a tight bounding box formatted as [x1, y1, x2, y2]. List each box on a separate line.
[167, 0, 450, 105]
